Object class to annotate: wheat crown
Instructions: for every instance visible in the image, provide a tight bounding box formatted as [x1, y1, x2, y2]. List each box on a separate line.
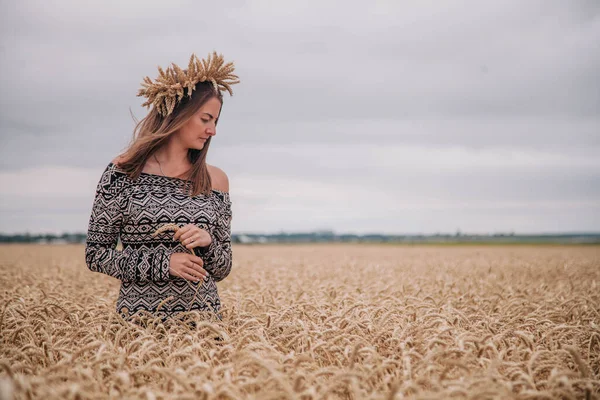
[137, 51, 240, 117]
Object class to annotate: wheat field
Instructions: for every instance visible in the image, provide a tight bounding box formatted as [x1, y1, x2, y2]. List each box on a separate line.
[0, 244, 599, 399]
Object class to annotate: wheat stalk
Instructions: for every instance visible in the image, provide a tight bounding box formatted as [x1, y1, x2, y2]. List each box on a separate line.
[1, 245, 599, 399]
[152, 223, 207, 312]
[138, 52, 240, 116]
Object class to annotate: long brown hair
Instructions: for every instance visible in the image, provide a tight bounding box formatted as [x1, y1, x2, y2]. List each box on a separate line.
[115, 81, 223, 197]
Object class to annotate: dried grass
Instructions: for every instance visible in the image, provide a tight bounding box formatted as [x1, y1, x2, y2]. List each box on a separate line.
[0, 244, 599, 399]
[138, 52, 239, 116]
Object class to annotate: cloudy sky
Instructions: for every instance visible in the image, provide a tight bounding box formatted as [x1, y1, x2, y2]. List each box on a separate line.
[1, 0, 599, 235]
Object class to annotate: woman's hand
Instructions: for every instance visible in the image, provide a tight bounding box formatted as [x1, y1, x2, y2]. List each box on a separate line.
[169, 253, 208, 282]
[173, 223, 212, 251]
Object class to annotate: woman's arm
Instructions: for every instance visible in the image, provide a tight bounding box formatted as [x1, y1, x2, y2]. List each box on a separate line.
[84, 164, 172, 282]
[194, 192, 232, 282]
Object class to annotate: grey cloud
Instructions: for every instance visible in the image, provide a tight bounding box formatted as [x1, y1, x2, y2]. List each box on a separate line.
[213, 143, 600, 202]
[3, 1, 600, 121]
[1, 0, 599, 233]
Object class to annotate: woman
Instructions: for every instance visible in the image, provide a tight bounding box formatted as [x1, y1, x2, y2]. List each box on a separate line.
[84, 52, 239, 321]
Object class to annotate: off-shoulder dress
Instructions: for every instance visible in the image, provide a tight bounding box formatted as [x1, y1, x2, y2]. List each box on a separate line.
[84, 161, 232, 320]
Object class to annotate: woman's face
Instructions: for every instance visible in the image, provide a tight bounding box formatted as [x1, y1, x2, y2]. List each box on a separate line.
[177, 96, 222, 150]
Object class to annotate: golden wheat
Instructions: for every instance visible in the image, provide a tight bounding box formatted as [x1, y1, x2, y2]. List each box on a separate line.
[0, 244, 599, 399]
[151, 223, 207, 312]
[152, 223, 181, 237]
[138, 52, 240, 116]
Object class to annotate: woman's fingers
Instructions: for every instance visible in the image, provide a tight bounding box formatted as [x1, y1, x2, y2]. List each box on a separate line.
[176, 225, 200, 242]
[184, 237, 196, 248]
[173, 265, 204, 282]
[168, 252, 209, 282]
[172, 226, 210, 249]
[171, 268, 195, 281]
[186, 257, 204, 268]
[186, 239, 202, 250]
[191, 264, 208, 278]
[179, 230, 196, 242]
[184, 267, 206, 281]
[173, 225, 192, 241]
[185, 259, 204, 269]
[180, 271, 200, 282]
[191, 255, 204, 265]
[184, 259, 207, 277]
[185, 262, 206, 277]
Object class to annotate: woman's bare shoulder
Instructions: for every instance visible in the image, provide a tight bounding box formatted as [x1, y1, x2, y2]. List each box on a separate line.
[207, 164, 229, 192]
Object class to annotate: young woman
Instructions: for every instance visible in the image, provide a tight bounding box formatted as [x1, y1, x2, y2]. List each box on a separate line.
[84, 53, 239, 321]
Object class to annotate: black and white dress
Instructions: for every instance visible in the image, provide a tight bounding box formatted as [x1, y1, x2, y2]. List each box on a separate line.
[85, 161, 232, 319]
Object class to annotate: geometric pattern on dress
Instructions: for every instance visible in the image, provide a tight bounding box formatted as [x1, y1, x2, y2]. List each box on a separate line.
[85, 162, 232, 319]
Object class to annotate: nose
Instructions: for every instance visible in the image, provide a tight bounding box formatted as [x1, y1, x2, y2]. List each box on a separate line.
[206, 127, 216, 136]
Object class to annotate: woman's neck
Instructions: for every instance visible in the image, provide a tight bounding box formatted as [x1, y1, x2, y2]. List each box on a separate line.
[153, 141, 192, 176]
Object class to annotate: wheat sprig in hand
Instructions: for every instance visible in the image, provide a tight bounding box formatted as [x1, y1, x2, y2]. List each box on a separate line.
[152, 223, 212, 311]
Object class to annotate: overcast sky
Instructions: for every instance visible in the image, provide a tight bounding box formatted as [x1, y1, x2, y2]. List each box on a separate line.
[1, 0, 599, 235]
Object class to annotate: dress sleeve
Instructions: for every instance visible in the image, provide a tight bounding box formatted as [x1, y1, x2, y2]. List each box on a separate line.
[84, 164, 172, 282]
[194, 192, 233, 282]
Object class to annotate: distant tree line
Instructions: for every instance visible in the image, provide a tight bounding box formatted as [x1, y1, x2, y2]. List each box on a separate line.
[1, 231, 599, 245]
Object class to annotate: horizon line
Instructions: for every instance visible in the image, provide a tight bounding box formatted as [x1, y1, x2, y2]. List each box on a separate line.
[1, 230, 599, 236]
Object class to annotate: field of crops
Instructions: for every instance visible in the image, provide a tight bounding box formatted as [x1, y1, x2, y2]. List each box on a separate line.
[1, 244, 599, 399]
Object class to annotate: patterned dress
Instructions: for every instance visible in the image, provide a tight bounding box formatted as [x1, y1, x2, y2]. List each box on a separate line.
[85, 161, 232, 319]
